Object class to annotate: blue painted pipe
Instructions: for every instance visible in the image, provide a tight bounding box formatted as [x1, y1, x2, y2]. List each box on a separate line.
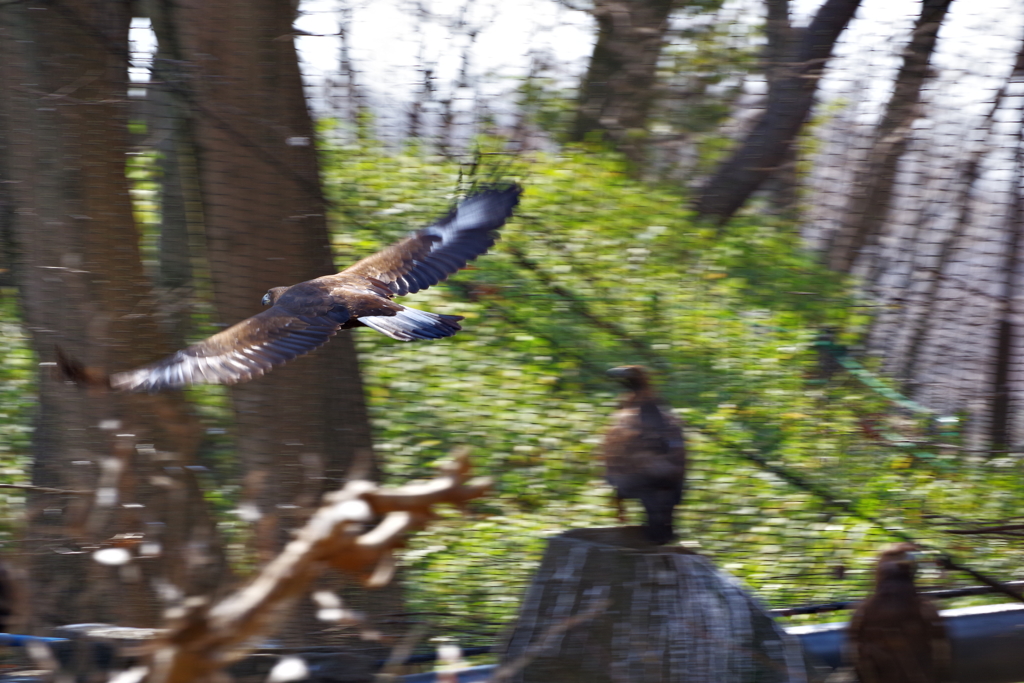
[787, 603, 1024, 683]
[0, 634, 68, 647]
[400, 665, 497, 683]
[2, 603, 1022, 683]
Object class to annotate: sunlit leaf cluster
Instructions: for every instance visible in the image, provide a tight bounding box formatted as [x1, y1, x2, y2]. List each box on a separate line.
[0, 294, 35, 546]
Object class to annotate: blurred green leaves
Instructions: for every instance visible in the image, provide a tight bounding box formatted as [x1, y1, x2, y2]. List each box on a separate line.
[317, 136, 1024, 628]
[0, 294, 35, 547]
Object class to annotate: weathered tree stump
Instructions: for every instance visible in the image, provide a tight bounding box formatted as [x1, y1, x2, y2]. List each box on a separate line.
[500, 528, 806, 683]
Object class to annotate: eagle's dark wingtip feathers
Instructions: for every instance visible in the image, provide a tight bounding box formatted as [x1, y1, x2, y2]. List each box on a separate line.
[392, 183, 521, 297]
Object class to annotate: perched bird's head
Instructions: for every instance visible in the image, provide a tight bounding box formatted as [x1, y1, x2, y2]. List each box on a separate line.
[261, 287, 289, 307]
[875, 542, 919, 584]
[607, 365, 651, 391]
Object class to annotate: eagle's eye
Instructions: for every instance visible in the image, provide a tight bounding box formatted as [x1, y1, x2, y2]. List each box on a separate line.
[261, 292, 272, 306]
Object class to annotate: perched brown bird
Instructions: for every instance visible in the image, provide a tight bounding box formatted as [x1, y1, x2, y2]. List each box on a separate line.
[847, 543, 951, 683]
[58, 184, 521, 392]
[601, 365, 687, 544]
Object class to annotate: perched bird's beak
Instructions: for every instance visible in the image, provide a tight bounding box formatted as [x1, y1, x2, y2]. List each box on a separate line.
[607, 367, 629, 379]
[261, 292, 272, 306]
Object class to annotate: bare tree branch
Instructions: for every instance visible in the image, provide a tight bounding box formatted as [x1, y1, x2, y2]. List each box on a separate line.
[571, 0, 677, 167]
[825, 0, 955, 272]
[694, 0, 862, 222]
[937, 556, 1024, 603]
[0, 483, 89, 495]
[146, 450, 491, 683]
[944, 524, 1024, 535]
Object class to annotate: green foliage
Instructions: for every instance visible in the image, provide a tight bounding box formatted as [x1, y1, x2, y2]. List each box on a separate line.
[127, 149, 163, 276]
[319, 137, 1024, 632]
[0, 293, 36, 546]
[657, 16, 760, 136]
[515, 68, 577, 141]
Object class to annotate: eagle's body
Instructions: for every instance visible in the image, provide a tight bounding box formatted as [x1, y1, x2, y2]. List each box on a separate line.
[848, 544, 951, 683]
[62, 184, 521, 392]
[602, 366, 686, 544]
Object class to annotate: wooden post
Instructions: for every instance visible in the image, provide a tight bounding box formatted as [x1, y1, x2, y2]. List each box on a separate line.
[499, 528, 806, 683]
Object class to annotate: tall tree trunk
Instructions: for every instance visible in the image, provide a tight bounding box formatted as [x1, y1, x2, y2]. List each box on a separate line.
[166, 0, 382, 626]
[143, 0, 208, 350]
[0, 0, 226, 628]
[759, 0, 799, 215]
[571, 0, 676, 168]
[335, 1, 367, 127]
[989, 85, 1024, 451]
[825, 0, 953, 273]
[694, 0, 861, 222]
[898, 84, 1010, 388]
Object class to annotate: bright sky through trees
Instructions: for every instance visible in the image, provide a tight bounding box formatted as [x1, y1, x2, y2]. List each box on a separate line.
[127, 0, 1024, 127]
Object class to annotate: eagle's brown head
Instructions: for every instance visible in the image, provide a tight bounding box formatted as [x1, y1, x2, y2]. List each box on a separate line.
[607, 365, 652, 392]
[261, 286, 290, 307]
[875, 542, 919, 584]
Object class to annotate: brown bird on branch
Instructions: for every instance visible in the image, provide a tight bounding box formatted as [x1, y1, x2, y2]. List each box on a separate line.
[847, 543, 951, 683]
[59, 184, 521, 392]
[601, 365, 687, 544]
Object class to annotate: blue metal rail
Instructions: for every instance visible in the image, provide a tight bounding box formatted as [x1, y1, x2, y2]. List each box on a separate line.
[396, 603, 1024, 683]
[2, 602, 1022, 682]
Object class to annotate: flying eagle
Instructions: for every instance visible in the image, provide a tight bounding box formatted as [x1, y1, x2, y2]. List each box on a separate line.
[847, 543, 951, 683]
[601, 365, 687, 544]
[59, 184, 521, 392]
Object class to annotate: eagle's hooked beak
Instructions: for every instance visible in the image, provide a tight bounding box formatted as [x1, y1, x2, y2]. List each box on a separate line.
[261, 292, 272, 306]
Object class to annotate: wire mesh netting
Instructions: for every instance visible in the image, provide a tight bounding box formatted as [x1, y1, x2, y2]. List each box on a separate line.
[2, 0, 1024, 677]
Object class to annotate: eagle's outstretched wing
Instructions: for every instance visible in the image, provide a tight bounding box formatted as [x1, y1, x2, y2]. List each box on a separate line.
[343, 184, 521, 296]
[57, 183, 521, 392]
[109, 306, 346, 392]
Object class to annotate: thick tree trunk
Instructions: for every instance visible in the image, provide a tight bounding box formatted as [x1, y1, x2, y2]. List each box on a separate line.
[0, 0, 226, 628]
[760, 0, 799, 216]
[897, 85, 1007, 389]
[825, 0, 953, 273]
[571, 0, 676, 167]
[170, 0, 374, 542]
[143, 0, 207, 349]
[499, 528, 805, 683]
[988, 91, 1024, 451]
[165, 0, 387, 630]
[694, 0, 861, 223]
[897, 39, 1024, 417]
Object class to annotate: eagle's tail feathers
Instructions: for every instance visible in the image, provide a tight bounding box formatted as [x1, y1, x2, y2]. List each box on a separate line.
[54, 345, 111, 389]
[639, 488, 680, 545]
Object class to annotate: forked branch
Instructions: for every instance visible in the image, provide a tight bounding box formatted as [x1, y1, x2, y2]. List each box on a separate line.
[147, 449, 490, 683]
